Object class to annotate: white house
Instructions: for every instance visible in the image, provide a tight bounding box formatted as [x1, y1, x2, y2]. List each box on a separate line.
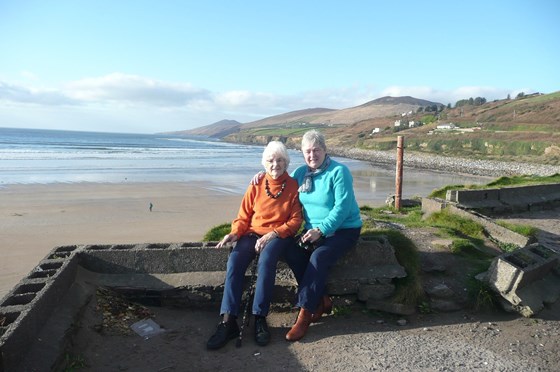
[394, 120, 402, 127]
[436, 123, 456, 130]
[370, 127, 380, 135]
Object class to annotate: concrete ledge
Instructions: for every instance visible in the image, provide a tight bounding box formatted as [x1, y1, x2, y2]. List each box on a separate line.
[448, 183, 560, 214]
[1, 237, 406, 371]
[422, 198, 533, 248]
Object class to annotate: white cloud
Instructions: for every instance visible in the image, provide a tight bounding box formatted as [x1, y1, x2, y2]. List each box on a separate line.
[0, 74, 541, 133]
[65, 73, 211, 107]
[0, 81, 76, 105]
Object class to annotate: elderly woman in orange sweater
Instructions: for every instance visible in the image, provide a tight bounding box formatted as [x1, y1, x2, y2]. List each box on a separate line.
[207, 141, 303, 350]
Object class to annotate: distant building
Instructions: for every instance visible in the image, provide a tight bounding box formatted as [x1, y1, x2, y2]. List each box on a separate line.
[370, 127, 380, 135]
[436, 123, 456, 130]
[394, 120, 402, 127]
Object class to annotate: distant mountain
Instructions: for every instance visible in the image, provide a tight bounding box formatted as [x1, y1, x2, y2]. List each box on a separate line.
[361, 96, 443, 107]
[241, 108, 335, 128]
[239, 96, 444, 130]
[167, 119, 242, 138]
[169, 96, 443, 138]
[162, 92, 560, 165]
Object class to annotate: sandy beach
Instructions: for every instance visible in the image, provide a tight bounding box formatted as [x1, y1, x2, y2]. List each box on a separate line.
[0, 179, 388, 299]
[0, 182, 246, 299]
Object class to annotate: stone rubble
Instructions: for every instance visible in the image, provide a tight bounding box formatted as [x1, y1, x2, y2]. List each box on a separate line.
[331, 147, 560, 177]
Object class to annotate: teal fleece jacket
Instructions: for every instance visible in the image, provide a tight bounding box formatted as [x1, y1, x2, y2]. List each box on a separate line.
[291, 158, 362, 236]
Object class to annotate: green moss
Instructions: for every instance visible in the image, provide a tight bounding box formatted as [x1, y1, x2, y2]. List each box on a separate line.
[495, 220, 538, 238]
[203, 223, 231, 241]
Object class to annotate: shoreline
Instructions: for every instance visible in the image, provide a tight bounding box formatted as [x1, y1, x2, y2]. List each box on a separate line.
[330, 147, 560, 177]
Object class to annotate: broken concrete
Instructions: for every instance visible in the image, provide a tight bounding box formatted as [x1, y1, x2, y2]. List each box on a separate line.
[0, 237, 406, 371]
[422, 183, 560, 317]
[484, 243, 560, 317]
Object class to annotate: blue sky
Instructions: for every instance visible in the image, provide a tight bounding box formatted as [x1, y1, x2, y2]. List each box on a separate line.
[1, 0, 558, 134]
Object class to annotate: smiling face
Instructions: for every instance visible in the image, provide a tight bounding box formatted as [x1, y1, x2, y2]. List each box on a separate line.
[264, 155, 287, 179]
[301, 141, 326, 170]
[261, 141, 290, 179]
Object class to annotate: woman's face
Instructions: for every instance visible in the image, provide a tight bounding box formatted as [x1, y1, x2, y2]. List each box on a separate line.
[301, 141, 326, 170]
[264, 154, 287, 179]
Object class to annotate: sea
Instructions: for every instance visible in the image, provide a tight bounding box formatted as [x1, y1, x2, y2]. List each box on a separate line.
[0, 127, 491, 206]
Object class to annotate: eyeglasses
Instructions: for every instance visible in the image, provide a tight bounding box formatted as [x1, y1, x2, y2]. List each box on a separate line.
[265, 158, 286, 164]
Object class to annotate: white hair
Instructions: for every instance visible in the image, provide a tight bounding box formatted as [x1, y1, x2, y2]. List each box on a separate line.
[301, 129, 327, 151]
[261, 141, 290, 168]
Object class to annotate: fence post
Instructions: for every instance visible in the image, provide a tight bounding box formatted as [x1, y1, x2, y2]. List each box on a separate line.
[395, 136, 404, 210]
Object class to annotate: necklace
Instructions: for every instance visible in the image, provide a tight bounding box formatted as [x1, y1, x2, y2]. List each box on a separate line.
[265, 179, 286, 199]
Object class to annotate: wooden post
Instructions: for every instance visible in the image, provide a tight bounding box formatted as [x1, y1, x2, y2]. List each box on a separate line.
[395, 136, 404, 210]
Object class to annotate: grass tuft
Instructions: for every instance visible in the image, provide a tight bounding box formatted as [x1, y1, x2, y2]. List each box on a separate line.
[203, 223, 231, 241]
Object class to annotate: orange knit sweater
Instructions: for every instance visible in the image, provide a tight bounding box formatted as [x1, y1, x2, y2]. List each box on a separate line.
[230, 172, 302, 238]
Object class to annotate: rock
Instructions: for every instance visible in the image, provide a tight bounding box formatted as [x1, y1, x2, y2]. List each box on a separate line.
[367, 301, 415, 315]
[426, 283, 455, 298]
[430, 299, 463, 312]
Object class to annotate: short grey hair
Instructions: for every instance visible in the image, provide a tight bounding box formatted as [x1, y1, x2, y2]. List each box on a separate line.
[301, 129, 327, 151]
[261, 140, 290, 168]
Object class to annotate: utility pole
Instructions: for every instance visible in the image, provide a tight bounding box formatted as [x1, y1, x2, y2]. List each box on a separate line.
[395, 136, 404, 211]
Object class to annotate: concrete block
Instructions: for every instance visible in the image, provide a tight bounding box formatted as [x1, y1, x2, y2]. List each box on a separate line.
[421, 197, 447, 218]
[486, 243, 560, 316]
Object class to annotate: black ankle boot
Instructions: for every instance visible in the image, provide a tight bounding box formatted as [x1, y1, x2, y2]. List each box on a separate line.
[207, 319, 239, 350]
[254, 316, 270, 346]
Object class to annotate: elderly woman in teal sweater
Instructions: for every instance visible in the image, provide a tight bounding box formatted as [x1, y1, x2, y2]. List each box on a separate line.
[285, 129, 362, 341]
[252, 129, 362, 341]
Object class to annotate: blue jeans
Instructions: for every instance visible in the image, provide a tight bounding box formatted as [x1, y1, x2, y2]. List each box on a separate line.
[284, 227, 361, 312]
[220, 234, 295, 317]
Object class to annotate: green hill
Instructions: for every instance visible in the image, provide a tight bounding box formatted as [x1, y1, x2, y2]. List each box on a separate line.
[179, 92, 560, 165]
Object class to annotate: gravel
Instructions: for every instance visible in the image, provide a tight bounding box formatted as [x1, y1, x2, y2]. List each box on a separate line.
[330, 147, 560, 177]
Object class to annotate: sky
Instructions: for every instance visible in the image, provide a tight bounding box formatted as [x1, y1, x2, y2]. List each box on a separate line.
[0, 0, 559, 134]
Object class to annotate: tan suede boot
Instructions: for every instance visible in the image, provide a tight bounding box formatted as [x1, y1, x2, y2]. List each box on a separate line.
[285, 308, 312, 341]
[311, 296, 333, 323]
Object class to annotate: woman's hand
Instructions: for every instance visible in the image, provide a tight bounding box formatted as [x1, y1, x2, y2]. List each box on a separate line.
[301, 228, 323, 244]
[216, 233, 238, 248]
[255, 230, 278, 253]
[250, 171, 265, 185]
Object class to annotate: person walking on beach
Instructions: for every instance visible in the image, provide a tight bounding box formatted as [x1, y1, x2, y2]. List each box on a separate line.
[251, 129, 362, 341]
[207, 141, 303, 350]
[149, 202, 153, 212]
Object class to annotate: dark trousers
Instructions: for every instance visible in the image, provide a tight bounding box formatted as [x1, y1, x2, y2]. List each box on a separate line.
[220, 234, 295, 317]
[284, 227, 361, 312]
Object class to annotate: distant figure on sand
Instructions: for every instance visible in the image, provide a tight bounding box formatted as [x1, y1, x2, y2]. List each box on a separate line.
[149, 202, 153, 212]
